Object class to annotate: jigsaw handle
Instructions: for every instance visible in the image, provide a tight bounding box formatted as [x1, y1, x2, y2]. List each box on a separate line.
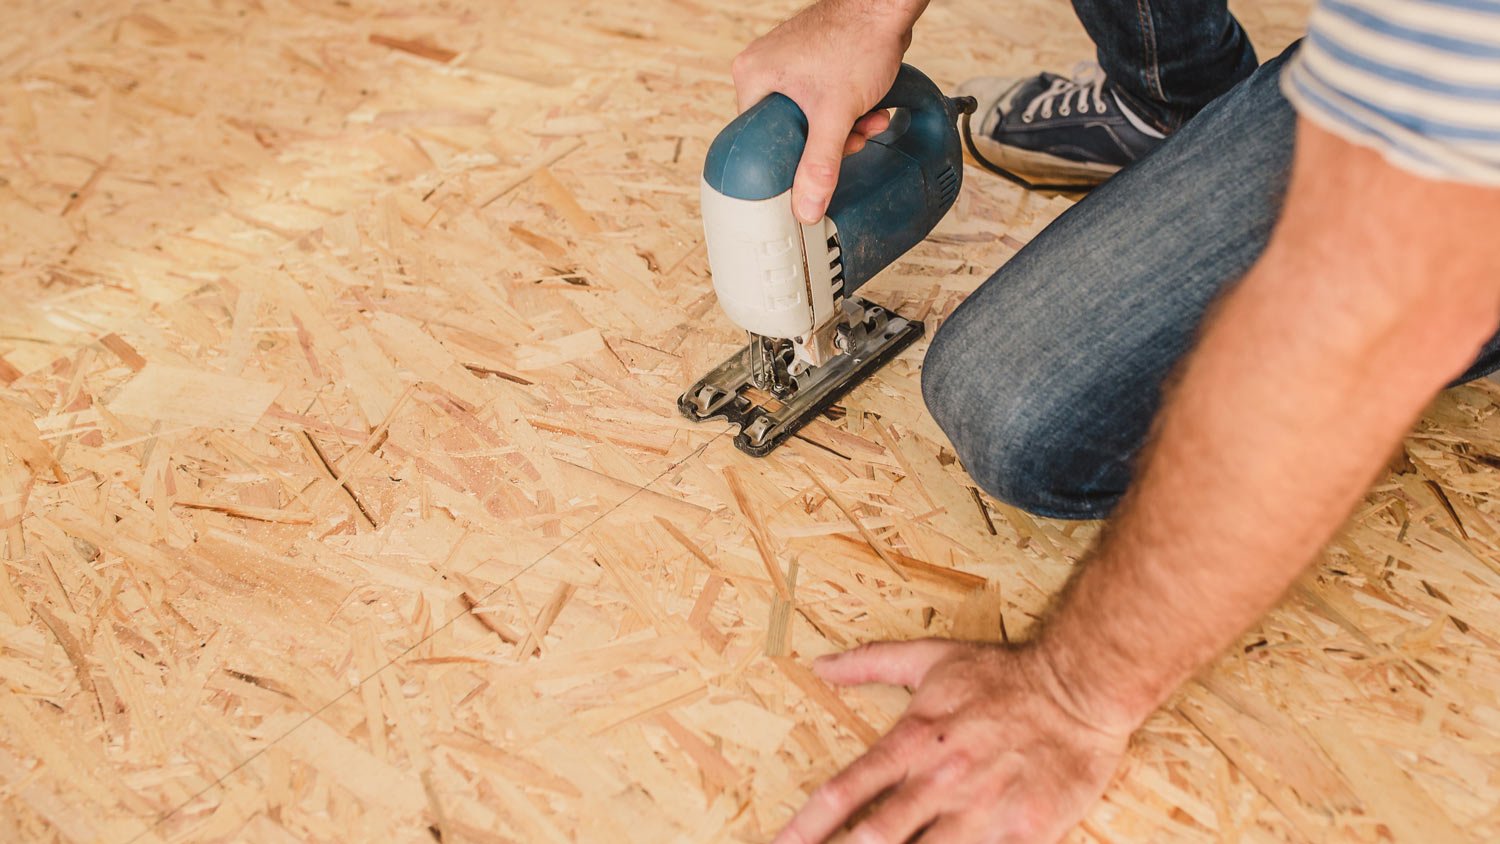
[832, 65, 973, 289]
[702, 64, 972, 291]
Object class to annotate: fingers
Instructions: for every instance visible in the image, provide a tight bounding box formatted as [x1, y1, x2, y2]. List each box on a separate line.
[911, 812, 986, 843]
[852, 109, 891, 138]
[843, 110, 892, 157]
[730, 51, 771, 113]
[844, 776, 945, 844]
[910, 787, 1060, 844]
[735, 85, 771, 114]
[815, 639, 963, 688]
[771, 740, 911, 844]
[732, 46, 891, 222]
[793, 115, 854, 223]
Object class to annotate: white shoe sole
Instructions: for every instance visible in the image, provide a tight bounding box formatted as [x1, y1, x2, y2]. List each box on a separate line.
[965, 129, 1119, 187]
[958, 74, 1122, 189]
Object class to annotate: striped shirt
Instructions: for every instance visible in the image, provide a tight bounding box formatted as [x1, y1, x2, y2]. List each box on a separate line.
[1282, 0, 1500, 185]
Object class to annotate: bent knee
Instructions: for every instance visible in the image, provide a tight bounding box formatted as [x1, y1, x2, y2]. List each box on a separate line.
[962, 435, 1121, 520]
[922, 323, 1125, 520]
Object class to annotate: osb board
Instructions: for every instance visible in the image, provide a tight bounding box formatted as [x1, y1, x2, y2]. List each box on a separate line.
[1, 0, 1495, 842]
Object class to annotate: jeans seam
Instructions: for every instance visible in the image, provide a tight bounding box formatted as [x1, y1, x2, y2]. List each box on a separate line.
[1133, 0, 1174, 133]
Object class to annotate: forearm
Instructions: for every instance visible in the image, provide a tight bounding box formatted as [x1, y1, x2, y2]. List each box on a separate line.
[1035, 121, 1500, 731]
[769, 0, 927, 44]
[833, 0, 929, 30]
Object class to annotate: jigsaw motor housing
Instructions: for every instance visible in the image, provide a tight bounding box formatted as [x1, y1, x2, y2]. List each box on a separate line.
[682, 64, 972, 457]
[700, 63, 971, 345]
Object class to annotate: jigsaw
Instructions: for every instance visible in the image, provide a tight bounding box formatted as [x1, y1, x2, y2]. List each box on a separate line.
[679, 64, 975, 456]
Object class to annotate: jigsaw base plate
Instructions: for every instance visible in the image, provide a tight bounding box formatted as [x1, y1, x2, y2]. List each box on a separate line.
[678, 297, 924, 457]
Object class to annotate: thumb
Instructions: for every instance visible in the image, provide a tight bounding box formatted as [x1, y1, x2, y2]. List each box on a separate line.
[813, 639, 962, 688]
[793, 113, 852, 224]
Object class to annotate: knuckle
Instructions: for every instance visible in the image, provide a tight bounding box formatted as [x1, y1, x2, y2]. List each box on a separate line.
[935, 750, 976, 780]
[846, 824, 888, 844]
[812, 779, 848, 810]
[885, 720, 934, 755]
[908, 718, 940, 742]
[1004, 796, 1050, 839]
[800, 157, 838, 181]
[994, 749, 1027, 779]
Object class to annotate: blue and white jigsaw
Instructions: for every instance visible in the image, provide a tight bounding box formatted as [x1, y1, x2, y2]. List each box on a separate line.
[679, 64, 975, 456]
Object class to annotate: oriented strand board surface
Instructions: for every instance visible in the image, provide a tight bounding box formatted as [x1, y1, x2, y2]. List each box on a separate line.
[1, 0, 1494, 842]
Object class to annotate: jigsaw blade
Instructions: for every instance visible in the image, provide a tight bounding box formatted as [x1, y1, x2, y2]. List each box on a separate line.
[678, 297, 923, 457]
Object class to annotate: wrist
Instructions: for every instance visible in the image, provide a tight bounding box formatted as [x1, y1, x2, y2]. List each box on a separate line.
[1029, 627, 1157, 737]
[830, 0, 928, 37]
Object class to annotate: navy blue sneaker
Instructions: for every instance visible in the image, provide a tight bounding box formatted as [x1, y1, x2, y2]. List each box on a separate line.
[959, 65, 1167, 190]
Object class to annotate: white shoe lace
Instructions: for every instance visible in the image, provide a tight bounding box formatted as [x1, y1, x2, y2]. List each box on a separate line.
[1020, 63, 1108, 122]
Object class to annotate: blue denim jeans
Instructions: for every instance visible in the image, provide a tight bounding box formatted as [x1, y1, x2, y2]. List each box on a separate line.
[1074, 0, 1259, 132]
[922, 44, 1500, 520]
